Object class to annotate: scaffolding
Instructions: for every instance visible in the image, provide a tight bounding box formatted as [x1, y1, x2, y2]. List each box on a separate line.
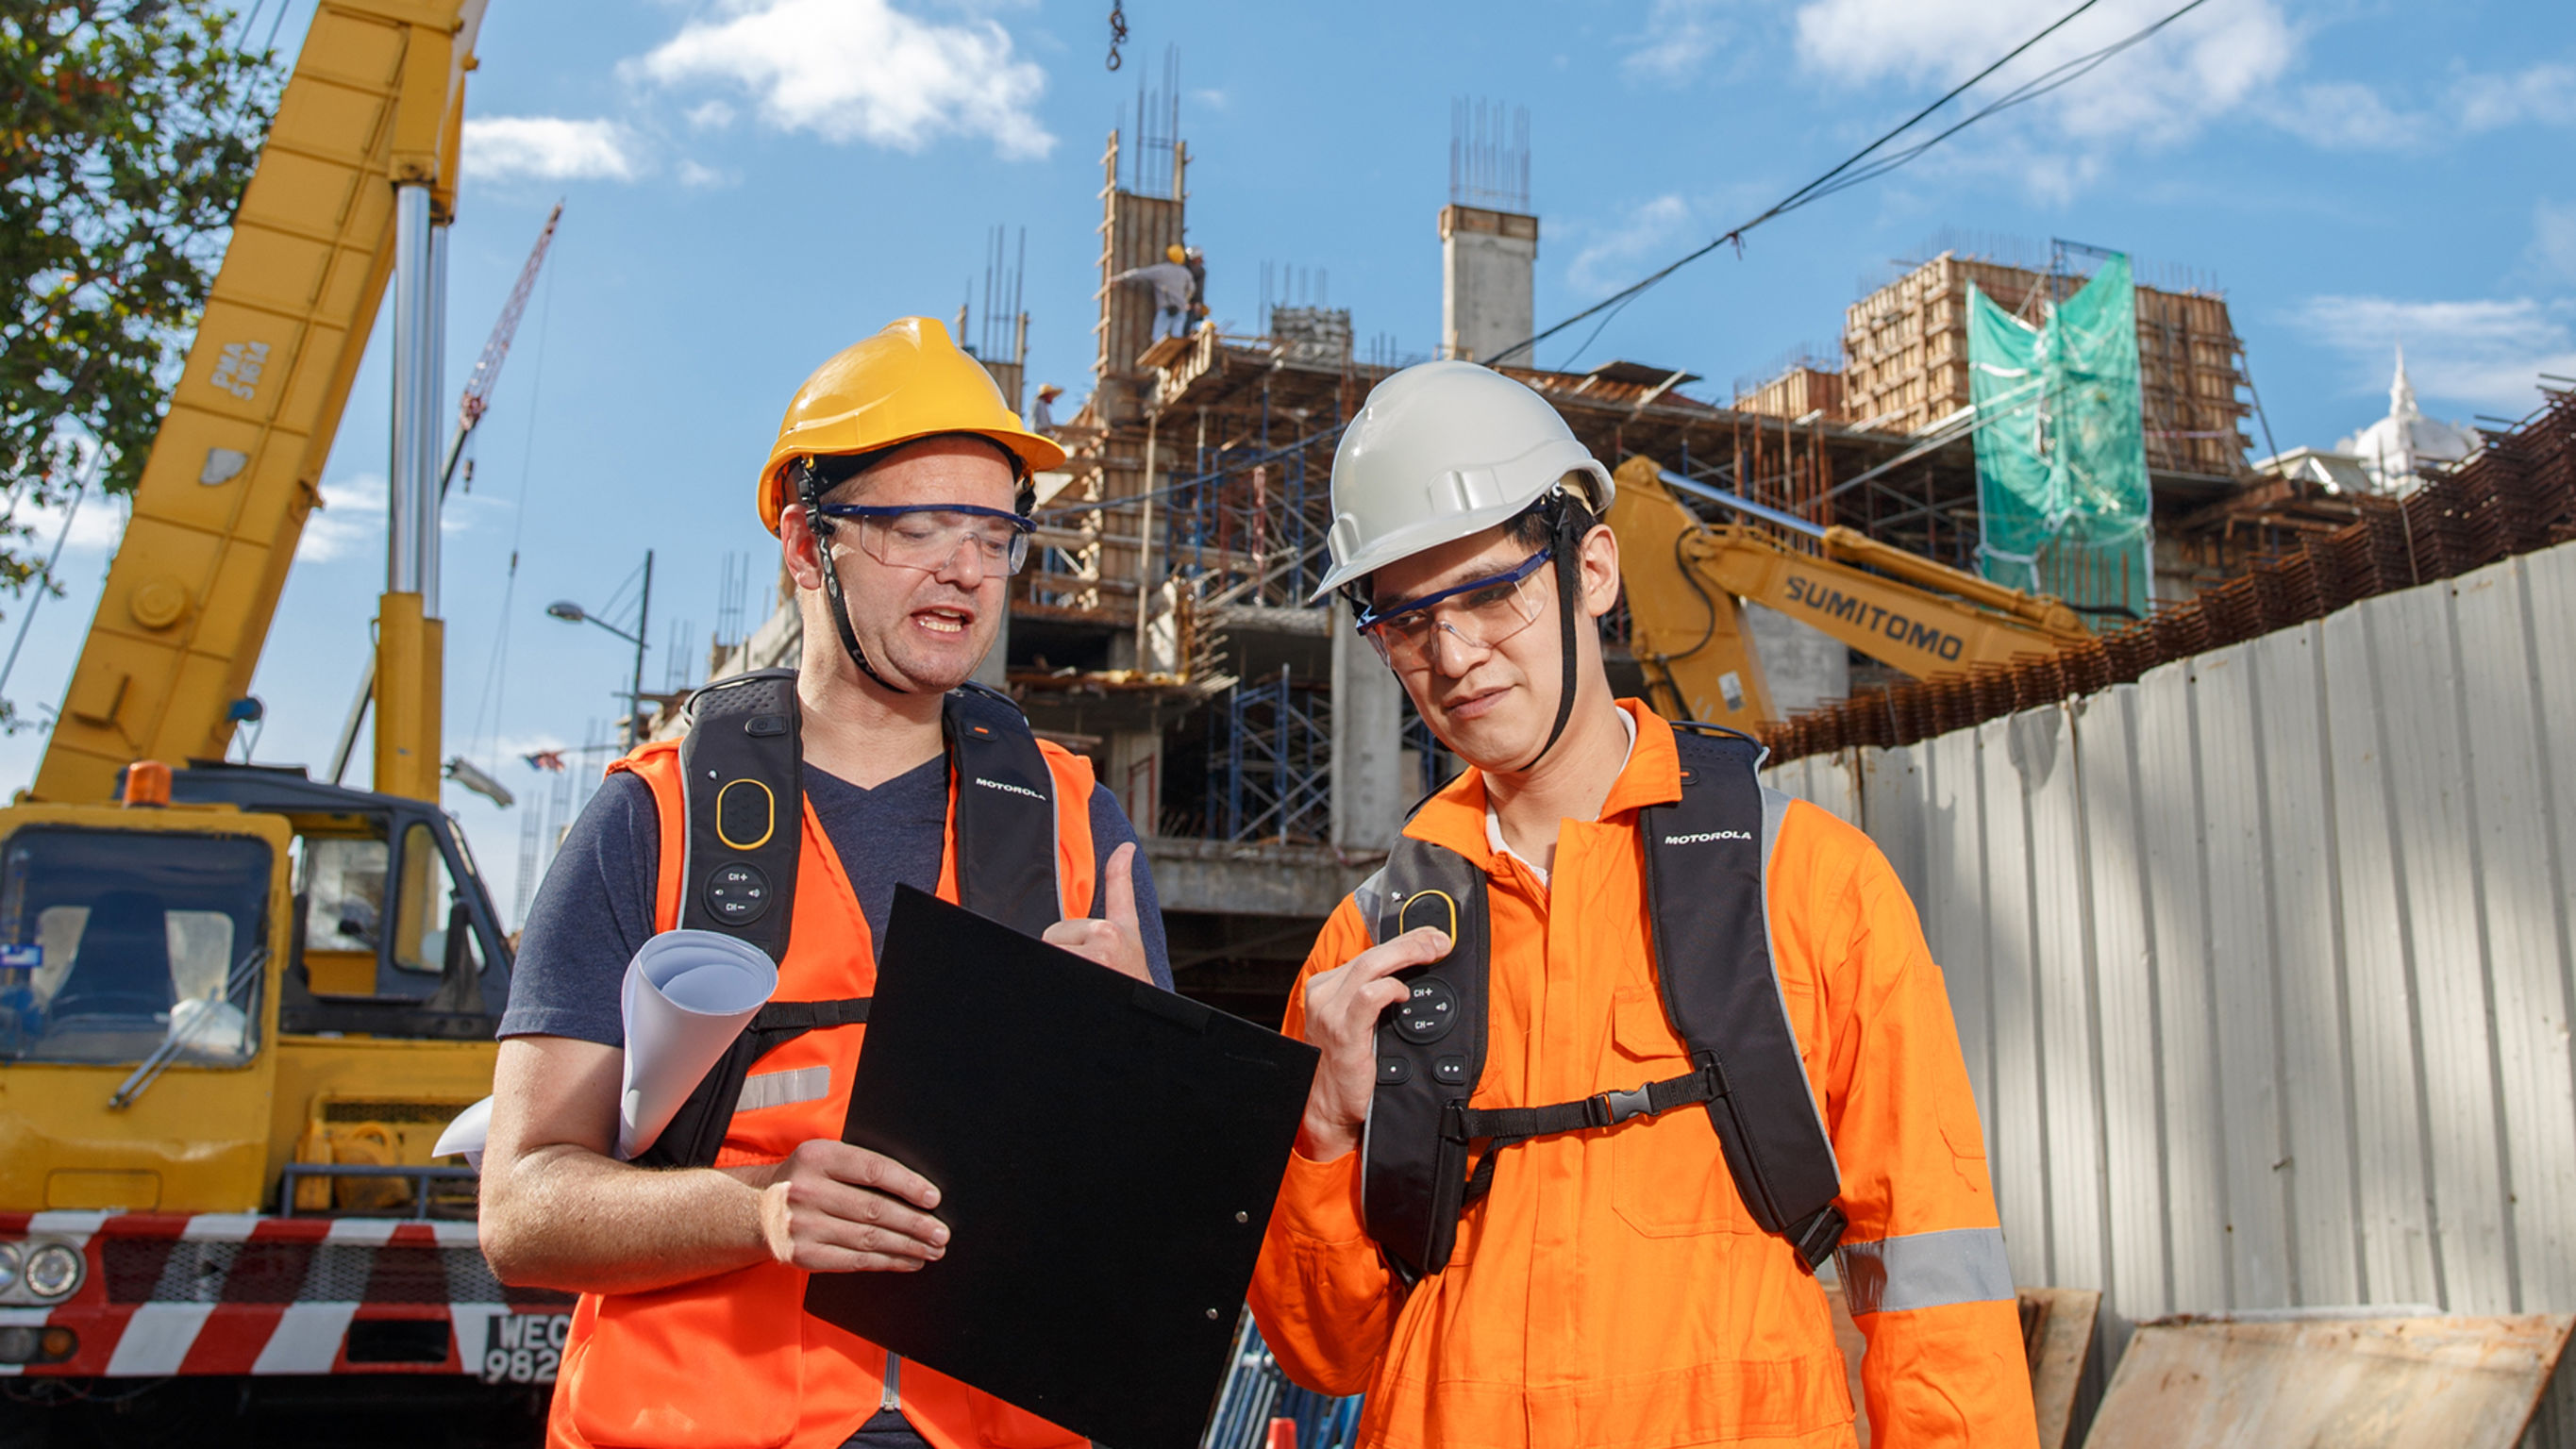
[1213, 665, 1331, 844]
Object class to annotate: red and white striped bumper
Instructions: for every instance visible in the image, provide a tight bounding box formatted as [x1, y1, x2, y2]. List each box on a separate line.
[0, 1211, 574, 1381]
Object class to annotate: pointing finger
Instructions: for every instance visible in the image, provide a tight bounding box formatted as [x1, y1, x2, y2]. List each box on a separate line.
[1102, 841, 1141, 933]
[1350, 926, 1451, 983]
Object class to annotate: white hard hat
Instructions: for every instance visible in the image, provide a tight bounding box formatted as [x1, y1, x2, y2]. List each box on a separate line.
[1312, 361, 1614, 601]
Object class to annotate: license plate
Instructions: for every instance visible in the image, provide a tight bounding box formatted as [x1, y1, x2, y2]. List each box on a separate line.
[479, 1311, 570, 1385]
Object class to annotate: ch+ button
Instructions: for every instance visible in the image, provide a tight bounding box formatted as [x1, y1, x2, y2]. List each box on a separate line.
[705, 861, 772, 925]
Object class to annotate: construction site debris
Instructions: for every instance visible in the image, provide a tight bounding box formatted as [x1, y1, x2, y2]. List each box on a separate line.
[1764, 388, 2576, 764]
[2082, 1313, 2574, 1449]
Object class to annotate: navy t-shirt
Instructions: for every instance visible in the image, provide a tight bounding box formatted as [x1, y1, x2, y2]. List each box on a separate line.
[500, 755, 1172, 1046]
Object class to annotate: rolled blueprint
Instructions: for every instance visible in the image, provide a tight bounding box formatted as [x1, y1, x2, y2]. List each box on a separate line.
[616, 929, 778, 1160]
[431, 928, 778, 1168]
[433, 1095, 493, 1170]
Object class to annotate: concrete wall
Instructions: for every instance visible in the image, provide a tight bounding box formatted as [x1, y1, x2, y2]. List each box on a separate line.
[1768, 540, 2576, 1443]
[1742, 602, 1848, 720]
[1440, 205, 1537, 366]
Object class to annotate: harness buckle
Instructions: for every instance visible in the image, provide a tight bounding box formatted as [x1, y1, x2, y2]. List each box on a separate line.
[1438, 1097, 1474, 1144]
[1694, 1050, 1731, 1098]
[1596, 1084, 1654, 1125]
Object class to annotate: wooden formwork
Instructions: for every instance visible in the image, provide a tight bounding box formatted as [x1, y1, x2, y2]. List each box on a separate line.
[1839, 253, 2251, 475]
[1731, 364, 1846, 424]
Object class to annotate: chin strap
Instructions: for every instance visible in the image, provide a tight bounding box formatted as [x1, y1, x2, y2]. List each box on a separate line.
[1514, 492, 1587, 774]
[797, 460, 910, 696]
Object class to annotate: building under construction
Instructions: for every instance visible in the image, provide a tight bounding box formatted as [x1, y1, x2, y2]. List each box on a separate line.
[687, 105, 2399, 1024]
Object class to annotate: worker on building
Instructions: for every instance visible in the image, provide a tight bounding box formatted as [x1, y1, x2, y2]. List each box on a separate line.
[1110, 242, 1196, 342]
[1182, 245, 1208, 326]
[1247, 361, 2035, 1448]
[1030, 382, 1063, 431]
[479, 316, 1174, 1449]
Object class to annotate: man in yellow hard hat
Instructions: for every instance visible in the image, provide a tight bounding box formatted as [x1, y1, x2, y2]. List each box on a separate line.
[479, 317, 1172, 1449]
[1110, 241, 1196, 341]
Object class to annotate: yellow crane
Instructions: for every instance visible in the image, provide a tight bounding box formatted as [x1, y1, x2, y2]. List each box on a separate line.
[0, 1, 570, 1418]
[1605, 455, 2095, 730]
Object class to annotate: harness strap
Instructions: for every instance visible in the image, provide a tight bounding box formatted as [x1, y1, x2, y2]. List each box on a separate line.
[1447, 1057, 1726, 1145]
[1451, 1085, 1848, 1270]
[632, 996, 874, 1170]
[748, 998, 871, 1031]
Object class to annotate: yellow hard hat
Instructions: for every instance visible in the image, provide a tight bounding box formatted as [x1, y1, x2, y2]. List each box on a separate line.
[757, 317, 1067, 534]
[1165, 242, 1186, 264]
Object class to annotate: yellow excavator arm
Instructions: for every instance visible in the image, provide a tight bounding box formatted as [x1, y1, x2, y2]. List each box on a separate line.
[1606, 455, 2095, 729]
[31, 0, 486, 806]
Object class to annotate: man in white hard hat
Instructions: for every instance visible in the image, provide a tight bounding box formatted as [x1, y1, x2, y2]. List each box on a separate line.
[1245, 361, 2036, 1447]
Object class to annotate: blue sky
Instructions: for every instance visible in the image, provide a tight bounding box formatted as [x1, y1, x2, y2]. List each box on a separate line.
[8, 0, 2572, 922]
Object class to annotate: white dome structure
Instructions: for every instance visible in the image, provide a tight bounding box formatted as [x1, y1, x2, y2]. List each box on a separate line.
[2335, 345, 2480, 497]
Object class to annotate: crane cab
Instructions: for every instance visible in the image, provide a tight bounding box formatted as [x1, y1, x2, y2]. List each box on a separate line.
[0, 763, 514, 1219]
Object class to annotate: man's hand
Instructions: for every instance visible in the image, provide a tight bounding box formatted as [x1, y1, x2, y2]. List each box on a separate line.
[754, 1140, 950, 1274]
[1296, 926, 1452, 1162]
[1042, 841, 1151, 983]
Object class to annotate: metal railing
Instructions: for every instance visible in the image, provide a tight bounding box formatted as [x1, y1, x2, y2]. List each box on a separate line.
[279, 1162, 479, 1220]
[1201, 1314, 1363, 1449]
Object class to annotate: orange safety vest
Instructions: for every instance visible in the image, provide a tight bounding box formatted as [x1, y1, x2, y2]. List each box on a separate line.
[546, 704, 1100, 1449]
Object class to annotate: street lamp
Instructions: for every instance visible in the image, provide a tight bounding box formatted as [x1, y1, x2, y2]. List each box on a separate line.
[546, 549, 653, 745]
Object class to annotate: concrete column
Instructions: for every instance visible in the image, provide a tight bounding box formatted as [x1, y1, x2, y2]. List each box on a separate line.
[1440, 204, 1538, 366]
[1330, 598, 1405, 850]
[1741, 602, 1848, 720]
[1107, 727, 1162, 837]
[972, 606, 1010, 690]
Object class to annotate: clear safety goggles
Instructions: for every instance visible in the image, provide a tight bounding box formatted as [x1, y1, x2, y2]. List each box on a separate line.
[1353, 548, 1553, 671]
[816, 503, 1034, 577]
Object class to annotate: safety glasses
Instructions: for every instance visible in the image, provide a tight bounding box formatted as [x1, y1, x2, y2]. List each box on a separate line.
[816, 503, 1034, 577]
[1353, 549, 1553, 670]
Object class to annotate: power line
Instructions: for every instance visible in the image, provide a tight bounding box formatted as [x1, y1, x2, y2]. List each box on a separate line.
[1505, 0, 2216, 371]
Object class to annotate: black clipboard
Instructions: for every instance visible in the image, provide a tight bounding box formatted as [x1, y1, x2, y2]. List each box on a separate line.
[805, 885, 1319, 1449]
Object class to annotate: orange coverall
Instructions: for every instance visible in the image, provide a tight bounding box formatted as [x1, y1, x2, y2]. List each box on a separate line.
[1247, 703, 2036, 1449]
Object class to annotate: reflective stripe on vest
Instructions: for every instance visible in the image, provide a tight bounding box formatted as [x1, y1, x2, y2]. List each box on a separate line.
[1357, 724, 1845, 1282]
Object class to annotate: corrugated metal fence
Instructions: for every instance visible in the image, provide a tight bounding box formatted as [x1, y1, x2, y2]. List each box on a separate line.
[1766, 540, 2576, 1443]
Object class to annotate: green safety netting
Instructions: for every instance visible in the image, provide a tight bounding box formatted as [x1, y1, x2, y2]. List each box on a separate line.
[1965, 254, 2153, 622]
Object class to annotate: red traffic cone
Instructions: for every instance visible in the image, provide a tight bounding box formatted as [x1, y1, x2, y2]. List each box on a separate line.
[1265, 1418, 1297, 1449]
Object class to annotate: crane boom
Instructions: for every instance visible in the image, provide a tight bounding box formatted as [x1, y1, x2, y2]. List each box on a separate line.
[1607, 455, 2094, 730]
[31, 0, 489, 805]
[440, 199, 562, 495]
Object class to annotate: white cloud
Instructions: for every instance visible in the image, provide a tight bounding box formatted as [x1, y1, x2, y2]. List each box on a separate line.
[684, 100, 737, 131]
[10, 491, 125, 560]
[1567, 194, 1693, 295]
[2455, 62, 2576, 132]
[2259, 81, 2423, 151]
[1190, 88, 1229, 112]
[676, 159, 732, 188]
[1623, 0, 1729, 84]
[633, 0, 1053, 160]
[2531, 199, 2576, 284]
[1790, 0, 2296, 168]
[2289, 294, 2576, 411]
[293, 473, 489, 565]
[297, 475, 386, 563]
[462, 116, 648, 182]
